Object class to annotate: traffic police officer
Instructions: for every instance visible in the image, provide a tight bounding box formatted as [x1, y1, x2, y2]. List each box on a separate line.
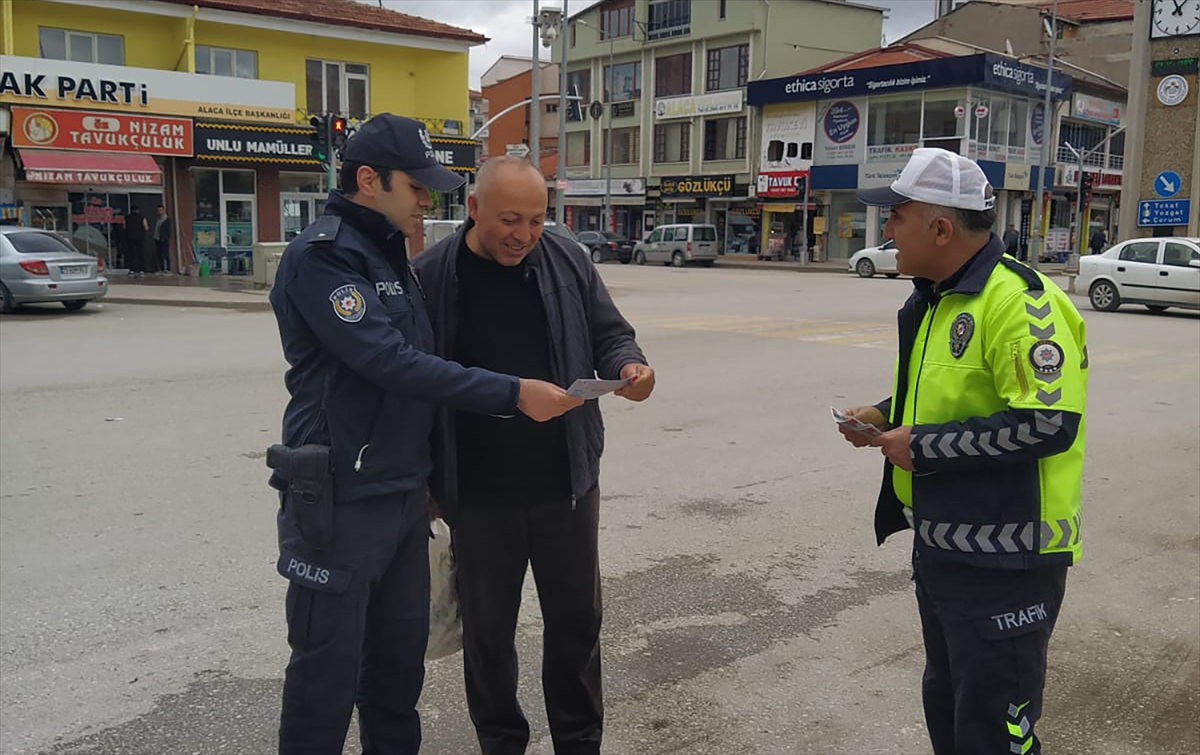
[267, 113, 581, 755]
[838, 148, 1088, 755]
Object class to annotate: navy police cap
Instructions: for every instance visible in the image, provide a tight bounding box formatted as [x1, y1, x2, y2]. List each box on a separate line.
[341, 113, 466, 193]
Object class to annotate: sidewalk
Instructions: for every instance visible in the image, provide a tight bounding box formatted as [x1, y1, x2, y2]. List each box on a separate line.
[103, 272, 272, 310]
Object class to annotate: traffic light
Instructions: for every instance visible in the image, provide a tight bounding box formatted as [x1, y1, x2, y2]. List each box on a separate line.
[331, 116, 348, 150]
[309, 114, 329, 166]
[1081, 172, 1094, 200]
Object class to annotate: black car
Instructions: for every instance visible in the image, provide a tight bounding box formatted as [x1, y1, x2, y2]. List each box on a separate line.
[576, 230, 633, 264]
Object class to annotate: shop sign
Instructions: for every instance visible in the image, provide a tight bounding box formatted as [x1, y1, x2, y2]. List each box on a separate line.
[654, 90, 743, 120]
[756, 171, 807, 198]
[1004, 163, 1031, 190]
[858, 161, 907, 189]
[814, 99, 864, 165]
[0, 55, 295, 125]
[10, 106, 192, 156]
[658, 174, 736, 198]
[418, 117, 463, 136]
[194, 122, 318, 165]
[759, 102, 815, 173]
[25, 168, 159, 185]
[565, 178, 645, 196]
[611, 101, 636, 118]
[865, 143, 917, 164]
[748, 53, 1070, 106]
[429, 135, 479, 173]
[1072, 94, 1122, 126]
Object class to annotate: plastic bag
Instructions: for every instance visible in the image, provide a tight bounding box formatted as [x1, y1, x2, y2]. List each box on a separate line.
[426, 517, 463, 661]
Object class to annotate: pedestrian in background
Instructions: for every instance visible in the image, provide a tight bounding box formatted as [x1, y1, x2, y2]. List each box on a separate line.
[154, 204, 172, 273]
[267, 115, 581, 755]
[125, 206, 148, 278]
[839, 148, 1088, 755]
[1003, 223, 1020, 259]
[415, 156, 655, 755]
[1089, 227, 1107, 255]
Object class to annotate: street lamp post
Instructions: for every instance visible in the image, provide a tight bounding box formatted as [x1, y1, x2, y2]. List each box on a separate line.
[574, 17, 614, 232]
[1064, 124, 1124, 269]
[530, 0, 540, 170]
[555, 0, 569, 225]
[1028, 0, 1059, 271]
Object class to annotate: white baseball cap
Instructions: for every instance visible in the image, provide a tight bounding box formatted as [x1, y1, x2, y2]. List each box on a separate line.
[856, 148, 996, 211]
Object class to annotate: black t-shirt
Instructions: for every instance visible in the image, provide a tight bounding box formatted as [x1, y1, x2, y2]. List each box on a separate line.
[453, 237, 572, 507]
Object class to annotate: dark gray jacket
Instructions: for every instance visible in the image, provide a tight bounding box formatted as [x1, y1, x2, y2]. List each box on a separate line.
[413, 221, 646, 526]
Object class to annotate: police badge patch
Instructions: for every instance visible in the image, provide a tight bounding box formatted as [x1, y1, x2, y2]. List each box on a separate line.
[1029, 339, 1065, 375]
[949, 313, 974, 358]
[330, 284, 366, 323]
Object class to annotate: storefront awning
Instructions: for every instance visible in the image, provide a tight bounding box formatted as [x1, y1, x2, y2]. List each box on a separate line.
[18, 150, 162, 186]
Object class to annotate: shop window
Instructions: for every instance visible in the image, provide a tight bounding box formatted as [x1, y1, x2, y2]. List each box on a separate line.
[604, 128, 639, 165]
[223, 171, 255, 195]
[38, 27, 123, 65]
[604, 62, 642, 103]
[655, 53, 692, 97]
[600, 0, 635, 39]
[1007, 98, 1029, 159]
[706, 44, 748, 92]
[868, 95, 922, 146]
[986, 95, 1011, 160]
[567, 131, 591, 167]
[922, 90, 965, 152]
[654, 122, 690, 162]
[280, 173, 328, 194]
[196, 45, 257, 79]
[704, 117, 746, 161]
[306, 59, 370, 119]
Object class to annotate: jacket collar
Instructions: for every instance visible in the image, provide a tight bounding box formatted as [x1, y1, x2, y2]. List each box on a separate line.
[325, 190, 402, 249]
[912, 232, 1005, 300]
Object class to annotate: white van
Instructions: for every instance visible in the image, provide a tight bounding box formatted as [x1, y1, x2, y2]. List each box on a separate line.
[633, 224, 719, 267]
[423, 219, 463, 248]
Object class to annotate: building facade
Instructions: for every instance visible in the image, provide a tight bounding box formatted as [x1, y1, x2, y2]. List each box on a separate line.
[551, 0, 883, 245]
[479, 57, 561, 173]
[0, 0, 484, 273]
[748, 48, 1071, 261]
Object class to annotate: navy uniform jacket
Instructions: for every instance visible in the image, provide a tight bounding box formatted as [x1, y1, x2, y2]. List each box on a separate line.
[413, 221, 647, 526]
[269, 192, 520, 505]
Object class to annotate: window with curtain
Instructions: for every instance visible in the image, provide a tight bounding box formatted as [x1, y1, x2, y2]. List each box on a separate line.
[604, 62, 642, 103]
[706, 44, 748, 91]
[655, 53, 692, 97]
[196, 45, 258, 79]
[704, 117, 746, 160]
[604, 128, 639, 164]
[38, 27, 123, 65]
[654, 122, 690, 162]
[567, 131, 591, 166]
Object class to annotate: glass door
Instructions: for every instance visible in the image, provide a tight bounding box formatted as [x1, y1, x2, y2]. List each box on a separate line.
[281, 194, 311, 241]
[221, 194, 256, 273]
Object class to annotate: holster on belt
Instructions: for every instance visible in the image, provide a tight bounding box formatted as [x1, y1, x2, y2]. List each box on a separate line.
[266, 443, 335, 550]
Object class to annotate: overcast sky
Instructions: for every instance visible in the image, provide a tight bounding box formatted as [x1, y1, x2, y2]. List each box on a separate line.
[372, 0, 938, 88]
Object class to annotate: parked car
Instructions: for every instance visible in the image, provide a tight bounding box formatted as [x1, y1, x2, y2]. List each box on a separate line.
[423, 219, 463, 248]
[543, 222, 591, 259]
[633, 224, 719, 267]
[1077, 237, 1200, 313]
[576, 230, 633, 264]
[847, 239, 901, 278]
[0, 226, 108, 313]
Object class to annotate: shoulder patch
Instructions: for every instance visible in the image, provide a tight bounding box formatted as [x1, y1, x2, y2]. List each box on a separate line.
[949, 312, 975, 358]
[330, 284, 366, 323]
[307, 215, 341, 243]
[1029, 339, 1064, 375]
[1000, 257, 1044, 291]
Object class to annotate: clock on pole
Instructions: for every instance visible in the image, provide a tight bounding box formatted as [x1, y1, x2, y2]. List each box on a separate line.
[1151, 0, 1200, 38]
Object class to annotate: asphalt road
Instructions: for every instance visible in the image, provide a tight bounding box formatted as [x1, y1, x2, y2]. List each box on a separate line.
[1, 264, 1197, 755]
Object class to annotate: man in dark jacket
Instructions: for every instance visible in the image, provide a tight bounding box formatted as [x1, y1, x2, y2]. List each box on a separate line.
[268, 116, 581, 755]
[1002, 223, 1020, 259]
[414, 156, 654, 755]
[125, 206, 148, 278]
[153, 204, 172, 273]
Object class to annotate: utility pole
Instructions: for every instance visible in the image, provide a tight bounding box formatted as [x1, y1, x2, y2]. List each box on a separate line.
[555, 0, 569, 224]
[604, 35, 614, 233]
[531, 0, 541, 170]
[1028, 0, 1058, 271]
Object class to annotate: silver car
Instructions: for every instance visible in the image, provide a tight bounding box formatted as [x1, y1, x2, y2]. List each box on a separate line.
[633, 224, 719, 267]
[1, 227, 109, 313]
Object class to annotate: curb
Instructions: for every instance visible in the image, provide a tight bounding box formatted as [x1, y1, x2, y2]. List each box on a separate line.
[102, 296, 273, 311]
[713, 262, 849, 274]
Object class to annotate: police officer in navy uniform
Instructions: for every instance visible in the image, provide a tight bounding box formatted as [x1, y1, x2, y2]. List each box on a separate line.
[268, 113, 582, 755]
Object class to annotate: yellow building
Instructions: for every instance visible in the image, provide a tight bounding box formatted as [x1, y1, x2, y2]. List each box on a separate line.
[0, 0, 485, 272]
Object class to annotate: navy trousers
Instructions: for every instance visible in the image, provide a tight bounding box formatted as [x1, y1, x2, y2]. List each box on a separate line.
[277, 488, 430, 755]
[914, 552, 1068, 755]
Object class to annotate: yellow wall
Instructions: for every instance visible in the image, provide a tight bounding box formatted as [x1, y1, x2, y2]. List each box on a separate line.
[6, 0, 471, 125]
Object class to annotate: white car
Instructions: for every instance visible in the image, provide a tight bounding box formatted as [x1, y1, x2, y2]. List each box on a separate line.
[848, 239, 901, 278]
[1077, 237, 1200, 313]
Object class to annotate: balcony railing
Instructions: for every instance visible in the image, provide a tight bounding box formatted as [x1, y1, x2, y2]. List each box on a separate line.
[1056, 144, 1109, 168]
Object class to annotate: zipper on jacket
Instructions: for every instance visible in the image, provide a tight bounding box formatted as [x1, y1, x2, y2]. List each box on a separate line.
[910, 296, 941, 425]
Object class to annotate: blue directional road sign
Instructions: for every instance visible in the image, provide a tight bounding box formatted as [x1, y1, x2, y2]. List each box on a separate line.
[1137, 199, 1191, 227]
[1154, 170, 1182, 198]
